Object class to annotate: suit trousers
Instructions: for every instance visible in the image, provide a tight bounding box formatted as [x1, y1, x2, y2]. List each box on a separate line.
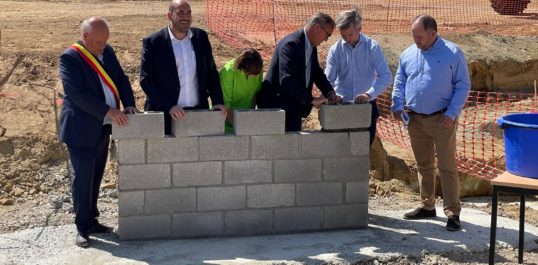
[408, 113, 461, 217]
[67, 125, 111, 234]
[368, 100, 380, 146]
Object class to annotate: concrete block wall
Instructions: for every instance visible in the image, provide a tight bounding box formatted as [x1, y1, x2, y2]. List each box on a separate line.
[116, 109, 370, 240]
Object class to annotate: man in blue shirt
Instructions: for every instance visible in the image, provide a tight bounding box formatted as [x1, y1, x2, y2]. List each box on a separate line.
[391, 15, 470, 231]
[325, 8, 392, 145]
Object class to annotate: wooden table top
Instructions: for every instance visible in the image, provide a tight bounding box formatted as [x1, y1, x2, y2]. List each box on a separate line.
[491, 171, 538, 190]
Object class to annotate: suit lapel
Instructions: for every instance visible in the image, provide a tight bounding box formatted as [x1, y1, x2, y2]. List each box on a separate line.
[163, 28, 181, 89]
[191, 30, 203, 87]
[297, 30, 308, 89]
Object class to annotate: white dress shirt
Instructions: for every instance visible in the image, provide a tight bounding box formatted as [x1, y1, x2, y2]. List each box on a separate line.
[97, 54, 117, 125]
[168, 26, 199, 107]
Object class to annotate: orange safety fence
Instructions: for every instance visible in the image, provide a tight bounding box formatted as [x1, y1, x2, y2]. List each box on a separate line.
[376, 89, 538, 180]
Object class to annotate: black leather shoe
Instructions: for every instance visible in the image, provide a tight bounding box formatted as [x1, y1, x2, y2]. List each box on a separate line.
[89, 222, 113, 234]
[403, 207, 437, 220]
[446, 215, 461, 231]
[75, 233, 89, 248]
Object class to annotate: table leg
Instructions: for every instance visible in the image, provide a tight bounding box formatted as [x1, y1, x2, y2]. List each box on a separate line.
[489, 186, 498, 265]
[518, 194, 525, 264]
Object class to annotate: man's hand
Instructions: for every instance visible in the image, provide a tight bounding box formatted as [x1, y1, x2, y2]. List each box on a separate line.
[106, 108, 129, 126]
[211, 104, 228, 118]
[438, 115, 454, 128]
[123, 106, 139, 114]
[392, 110, 403, 121]
[327, 92, 341, 105]
[169, 105, 186, 120]
[354, 93, 371, 104]
[312, 97, 328, 108]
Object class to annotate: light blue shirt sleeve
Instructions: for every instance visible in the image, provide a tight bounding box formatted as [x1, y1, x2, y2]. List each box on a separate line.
[391, 36, 471, 120]
[367, 44, 393, 99]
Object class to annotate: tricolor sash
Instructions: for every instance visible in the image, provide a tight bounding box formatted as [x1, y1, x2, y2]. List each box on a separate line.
[70, 43, 120, 107]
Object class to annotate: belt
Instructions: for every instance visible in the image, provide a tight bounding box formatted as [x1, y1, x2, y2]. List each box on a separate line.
[407, 108, 447, 117]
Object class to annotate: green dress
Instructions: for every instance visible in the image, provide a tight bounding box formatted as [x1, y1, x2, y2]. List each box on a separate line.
[219, 59, 263, 133]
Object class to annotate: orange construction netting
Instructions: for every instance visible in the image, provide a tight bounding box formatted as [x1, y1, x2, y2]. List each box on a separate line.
[205, 0, 538, 180]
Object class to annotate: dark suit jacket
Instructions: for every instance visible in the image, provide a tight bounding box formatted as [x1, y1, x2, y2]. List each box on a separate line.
[258, 30, 334, 118]
[59, 43, 136, 148]
[140, 27, 224, 113]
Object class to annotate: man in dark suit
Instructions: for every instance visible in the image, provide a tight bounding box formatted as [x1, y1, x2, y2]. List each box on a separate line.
[59, 17, 137, 248]
[258, 12, 340, 131]
[140, 0, 227, 134]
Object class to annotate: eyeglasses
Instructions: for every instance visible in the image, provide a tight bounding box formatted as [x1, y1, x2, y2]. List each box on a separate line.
[318, 24, 332, 38]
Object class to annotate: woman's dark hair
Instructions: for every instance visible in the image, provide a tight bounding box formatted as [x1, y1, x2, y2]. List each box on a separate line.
[234, 48, 263, 76]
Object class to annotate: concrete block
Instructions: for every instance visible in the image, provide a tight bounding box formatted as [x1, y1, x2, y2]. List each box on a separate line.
[275, 207, 322, 232]
[112, 112, 164, 140]
[346, 181, 369, 204]
[117, 139, 145, 164]
[349, 131, 370, 156]
[224, 210, 272, 236]
[319, 104, 371, 130]
[145, 188, 196, 214]
[324, 157, 369, 182]
[224, 160, 272, 184]
[247, 184, 295, 208]
[173, 161, 222, 187]
[251, 133, 300, 159]
[233, 109, 285, 135]
[199, 135, 248, 161]
[172, 110, 225, 137]
[172, 212, 222, 238]
[323, 204, 368, 228]
[118, 191, 144, 217]
[197, 186, 246, 211]
[274, 159, 321, 182]
[296, 183, 342, 206]
[119, 164, 170, 190]
[300, 132, 350, 158]
[147, 138, 198, 163]
[118, 215, 171, 240]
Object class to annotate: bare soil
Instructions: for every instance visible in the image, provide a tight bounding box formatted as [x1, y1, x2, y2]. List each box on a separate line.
[1, 1, 538, 264]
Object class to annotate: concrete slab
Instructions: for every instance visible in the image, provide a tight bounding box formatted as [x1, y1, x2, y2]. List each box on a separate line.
[1, 207, 537, 265]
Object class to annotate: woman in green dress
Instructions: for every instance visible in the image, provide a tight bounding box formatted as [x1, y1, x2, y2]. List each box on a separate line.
[219, 49, 264, 132]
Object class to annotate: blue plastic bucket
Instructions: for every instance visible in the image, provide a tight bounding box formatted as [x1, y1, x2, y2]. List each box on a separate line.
[496, 113, 538, 179]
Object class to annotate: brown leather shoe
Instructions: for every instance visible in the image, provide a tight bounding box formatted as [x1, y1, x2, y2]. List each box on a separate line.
[403, 207, 437, 220]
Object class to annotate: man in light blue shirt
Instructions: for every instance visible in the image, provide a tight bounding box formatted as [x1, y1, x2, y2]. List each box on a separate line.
[391, 15, 471, 231]
[325, 8, 392, 145]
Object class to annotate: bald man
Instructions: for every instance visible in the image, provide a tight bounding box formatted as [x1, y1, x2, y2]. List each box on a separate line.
[59, 17, 137, 247]
[140, 0, 226, 135]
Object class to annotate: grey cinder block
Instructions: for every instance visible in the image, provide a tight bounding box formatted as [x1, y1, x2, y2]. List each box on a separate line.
[199, 135, 248, 161]
[172, 110, 225, 137]
[300, 132, 350, 158]
[173, 161, 222, 187]
[119, 164, 171, 190]
[323, 204, 368, 228]
[324, 157, 369, 182]
[112, 112, 164, 140]
[319, 104, 371, 130]
[117, 139, 145, 164]
[119, 215, 171, 240]
[147, 138, 198, 163]
[118, 191, 144, 217]
[275, 207, 322, 232]
[296, 183, 342, 206]
[345, 181, 369, 204]
[224, 210, 273, 236]
[224, 160, 272, 184]
[233, 109, 285, 135]
[172, 212, 222, 238]
[145, 188, 196, 214]
[349, 131, 370, 156]
[274, 159, 321, 182]
[251, 133, 300, 159]
[197, 186, 246, 211]
[247, 184, 295, 208]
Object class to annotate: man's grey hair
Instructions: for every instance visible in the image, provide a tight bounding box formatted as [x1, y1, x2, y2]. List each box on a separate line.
[80, 17, 109, 34]
[306, 12, 335, 29]
[335, 8, 362, 30]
